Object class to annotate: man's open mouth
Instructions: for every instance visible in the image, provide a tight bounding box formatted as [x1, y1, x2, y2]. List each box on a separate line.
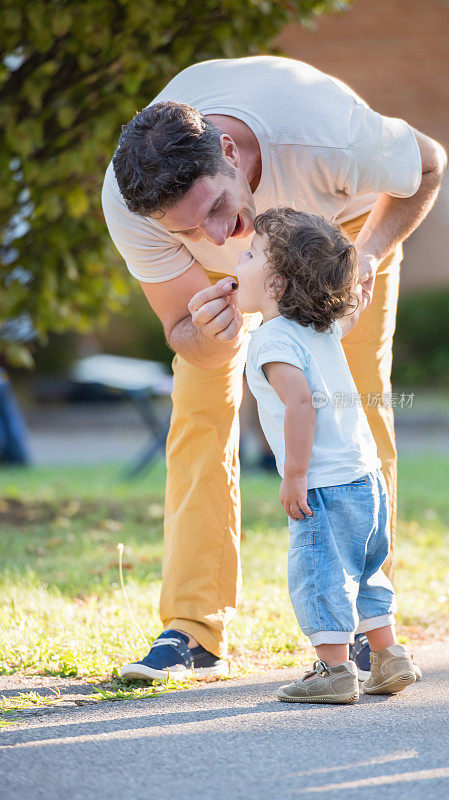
[230, 214, 244, 237]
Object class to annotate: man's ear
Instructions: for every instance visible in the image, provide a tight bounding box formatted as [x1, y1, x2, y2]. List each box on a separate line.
[221, 134, 239, 168]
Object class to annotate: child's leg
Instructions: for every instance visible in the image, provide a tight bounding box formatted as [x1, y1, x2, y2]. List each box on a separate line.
[315, 643, 349, 666]
[365, 623, 396, 652]
[287, 487, 363, 658]
[314, 626, 396, 668]
[362, 629, 415, 695]
[355, 470, 398, 660]
[283, 480, 393, 701]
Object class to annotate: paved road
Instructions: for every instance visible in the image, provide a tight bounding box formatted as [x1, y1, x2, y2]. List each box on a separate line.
[1, 643, 448, 800]
[19, 393, 449, 466]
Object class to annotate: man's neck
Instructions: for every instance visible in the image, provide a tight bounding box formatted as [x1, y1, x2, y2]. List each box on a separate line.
[205, 114, 262, 192]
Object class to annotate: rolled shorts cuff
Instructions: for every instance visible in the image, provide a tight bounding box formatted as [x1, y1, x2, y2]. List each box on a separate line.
[309, 630, 355, 646]
[356, 613, 395, 634]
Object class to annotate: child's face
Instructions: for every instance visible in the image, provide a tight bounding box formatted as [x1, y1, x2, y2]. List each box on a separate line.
[235, 233, 273, 313]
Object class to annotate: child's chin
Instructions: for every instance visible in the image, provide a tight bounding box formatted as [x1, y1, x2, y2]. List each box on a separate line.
[239, 304, 257, 315]
[236, 293, 260, 315]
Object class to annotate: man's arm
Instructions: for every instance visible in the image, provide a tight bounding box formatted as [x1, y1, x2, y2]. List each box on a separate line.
[139, 259, 243, 370]
[355, 128, 447, 303]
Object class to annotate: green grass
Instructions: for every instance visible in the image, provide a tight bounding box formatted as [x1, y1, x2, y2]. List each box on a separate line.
[0, 679, 196, 728]
[1, 454, 449, 694]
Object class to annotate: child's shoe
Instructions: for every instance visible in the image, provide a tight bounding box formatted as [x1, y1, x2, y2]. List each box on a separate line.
[277, 659, 359, 704]
[362, 644, 416, 695]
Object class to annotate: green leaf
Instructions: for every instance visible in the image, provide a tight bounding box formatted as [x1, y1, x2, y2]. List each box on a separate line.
[57, 106, 77, 129]
[52, 10, 73, 37]
[66, 187, 89, 219]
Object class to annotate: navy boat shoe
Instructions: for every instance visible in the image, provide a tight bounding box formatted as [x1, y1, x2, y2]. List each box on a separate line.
[120, 629, 229, 682]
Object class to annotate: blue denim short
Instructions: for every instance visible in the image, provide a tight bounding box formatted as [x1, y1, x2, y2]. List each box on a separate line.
[288, 467, 397, 646]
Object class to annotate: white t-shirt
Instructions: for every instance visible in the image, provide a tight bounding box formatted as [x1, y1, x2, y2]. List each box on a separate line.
[102, 56, 422, 285]
[245, 315, 381, 487]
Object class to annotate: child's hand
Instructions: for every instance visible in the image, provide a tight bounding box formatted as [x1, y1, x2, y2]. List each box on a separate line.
[354, 281, 370, 315]
[279, 474, 313, 521]
[357, 253, 379, 307]
[338, 282, 369, 338]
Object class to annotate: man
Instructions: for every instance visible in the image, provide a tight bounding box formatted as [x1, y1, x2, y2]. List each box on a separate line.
[102, 56, 446, 682]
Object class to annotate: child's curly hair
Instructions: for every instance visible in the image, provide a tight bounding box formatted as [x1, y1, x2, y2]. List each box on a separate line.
[254, 208, 359, 333]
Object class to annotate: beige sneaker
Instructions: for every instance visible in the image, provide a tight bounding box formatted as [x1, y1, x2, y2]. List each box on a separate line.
[277, 659, 359, 704]
[362, 644, 416, 695]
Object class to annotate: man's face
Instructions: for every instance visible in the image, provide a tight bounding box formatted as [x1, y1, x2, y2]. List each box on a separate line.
[156, 147, 256, 247]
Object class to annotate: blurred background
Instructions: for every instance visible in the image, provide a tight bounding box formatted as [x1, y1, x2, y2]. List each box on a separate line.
[2, 0, 449, 474]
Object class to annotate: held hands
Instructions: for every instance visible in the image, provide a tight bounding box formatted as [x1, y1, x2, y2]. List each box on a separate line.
[279, 473, 313, 521]
[353, 281, 370, 317]
[357, 252, 379, 307]
[187, 278, 243, 343]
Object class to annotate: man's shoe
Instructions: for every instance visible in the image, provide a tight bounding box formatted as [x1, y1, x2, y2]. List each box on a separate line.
[120, 629, 229, 682]
[276, 659, 359, 704]
[362, 644, 416, 695]
[350, 633, 422, 682]
[349, 633, 371, 681]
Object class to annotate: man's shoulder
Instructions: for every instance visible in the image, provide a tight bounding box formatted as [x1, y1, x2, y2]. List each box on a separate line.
[151, 56, 364, 133]
[155, 55, 361, 93]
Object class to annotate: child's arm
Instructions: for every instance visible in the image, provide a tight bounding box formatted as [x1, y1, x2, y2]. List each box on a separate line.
[262, 361, 315, 521]
[338, 283, 370, 338]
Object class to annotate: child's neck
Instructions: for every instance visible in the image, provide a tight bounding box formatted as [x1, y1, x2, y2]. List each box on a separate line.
[261, 296, 281, 324]
[262, 310, 281, 324]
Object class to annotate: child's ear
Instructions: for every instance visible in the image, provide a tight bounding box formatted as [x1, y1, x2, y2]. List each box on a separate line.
[267, 273, 287, 300]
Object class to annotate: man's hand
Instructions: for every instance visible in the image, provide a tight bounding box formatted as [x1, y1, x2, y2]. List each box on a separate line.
[279, 473, 313, 521]
[338, 282, 370, 337]
[357, 252, 379, 306]
[187, 277, 243, 343]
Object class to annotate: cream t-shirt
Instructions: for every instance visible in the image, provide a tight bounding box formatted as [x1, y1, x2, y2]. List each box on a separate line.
[101, 56, 422, 284]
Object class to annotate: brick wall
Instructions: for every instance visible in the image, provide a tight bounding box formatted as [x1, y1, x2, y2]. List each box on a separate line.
[276, 0, 449, 292]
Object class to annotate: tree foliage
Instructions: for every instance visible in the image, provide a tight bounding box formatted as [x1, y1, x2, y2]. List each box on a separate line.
[1, 0, 353, 365]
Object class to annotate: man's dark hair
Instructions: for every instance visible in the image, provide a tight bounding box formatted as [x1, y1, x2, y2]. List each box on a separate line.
[112, 101, 235, 217]
[255, 207, 358, 333]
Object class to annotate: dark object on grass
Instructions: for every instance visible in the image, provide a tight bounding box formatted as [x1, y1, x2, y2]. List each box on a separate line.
[71, 354, 173, 478]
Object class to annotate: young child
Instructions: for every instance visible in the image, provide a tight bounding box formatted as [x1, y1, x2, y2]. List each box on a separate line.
[236, 207, 416, 704]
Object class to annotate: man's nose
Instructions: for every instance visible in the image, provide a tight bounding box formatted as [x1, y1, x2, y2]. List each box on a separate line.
[203, 220, 228, 246]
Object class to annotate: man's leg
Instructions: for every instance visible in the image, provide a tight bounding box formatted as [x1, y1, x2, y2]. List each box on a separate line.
[160, 271, 260, 658]
[340, 212, 403, 584]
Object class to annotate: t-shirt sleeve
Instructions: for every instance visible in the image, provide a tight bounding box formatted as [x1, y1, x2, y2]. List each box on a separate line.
[342, 105, 422, 199]
[101, 163, 195, 283]
[255, 340, 307, 374]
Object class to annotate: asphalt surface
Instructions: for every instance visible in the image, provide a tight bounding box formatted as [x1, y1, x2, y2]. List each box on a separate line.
[22, 395, 449, 466]
[1, 643, 448, 800]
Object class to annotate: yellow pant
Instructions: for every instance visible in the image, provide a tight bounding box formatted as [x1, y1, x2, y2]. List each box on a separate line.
[160, 210, 402, 657]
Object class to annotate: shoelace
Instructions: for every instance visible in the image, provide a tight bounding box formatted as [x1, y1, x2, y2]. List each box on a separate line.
[313, 659, 330, 677]
[151, 637, 185, 650]
[302, 660, 330, 680]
